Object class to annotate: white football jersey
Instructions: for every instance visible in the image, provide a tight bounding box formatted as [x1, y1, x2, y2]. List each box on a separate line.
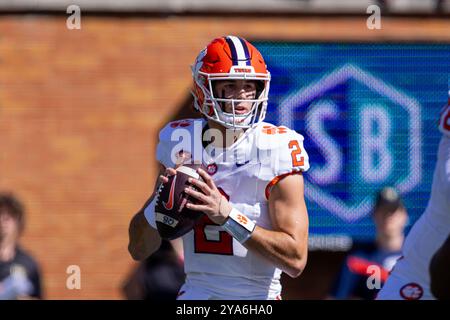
[154, 118, 310, 299]
[378, 107, 450, 300]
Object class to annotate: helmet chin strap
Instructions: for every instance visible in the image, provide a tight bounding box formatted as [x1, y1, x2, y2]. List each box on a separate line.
[218, 111, 253, 129]
[218, 98, 254, 129]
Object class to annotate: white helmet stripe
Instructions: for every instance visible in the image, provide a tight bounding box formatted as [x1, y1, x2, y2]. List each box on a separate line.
[227, 36, 248, 67]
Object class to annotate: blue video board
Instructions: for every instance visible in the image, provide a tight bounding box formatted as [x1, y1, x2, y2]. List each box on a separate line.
[256, 42, 450, 241]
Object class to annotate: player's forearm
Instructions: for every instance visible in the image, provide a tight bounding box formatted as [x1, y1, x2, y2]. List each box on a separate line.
[245, 226, 307, 278]
[128, 172, 165, 261]
[128, 211, 161, 261]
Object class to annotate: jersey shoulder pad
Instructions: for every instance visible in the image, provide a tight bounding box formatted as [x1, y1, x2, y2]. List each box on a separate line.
[156, 118, 204, 168]
[255, 123, 310, 179]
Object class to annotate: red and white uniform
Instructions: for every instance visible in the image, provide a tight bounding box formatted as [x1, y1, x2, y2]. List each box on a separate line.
[152, 118, 309, 300]
[377, 105, 450, 300]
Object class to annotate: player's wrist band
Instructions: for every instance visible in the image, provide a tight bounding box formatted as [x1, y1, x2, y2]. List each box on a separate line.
[221, 208, 256, 244]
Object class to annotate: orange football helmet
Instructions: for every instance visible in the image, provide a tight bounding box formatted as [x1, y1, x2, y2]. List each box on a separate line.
[191, 36, 271, 129]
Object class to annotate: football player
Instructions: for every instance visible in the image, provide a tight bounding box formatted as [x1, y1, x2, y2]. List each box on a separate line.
[429, 234, 450, 299]
[377, 92, 450, 300]
[128, 36, 310, 300]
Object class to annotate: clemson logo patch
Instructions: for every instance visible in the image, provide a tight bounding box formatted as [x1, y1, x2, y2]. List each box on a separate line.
[400, 283, 424, 300]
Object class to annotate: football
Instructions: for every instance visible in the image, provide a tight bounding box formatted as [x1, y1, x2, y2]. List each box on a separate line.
[155, 163, 207, 240]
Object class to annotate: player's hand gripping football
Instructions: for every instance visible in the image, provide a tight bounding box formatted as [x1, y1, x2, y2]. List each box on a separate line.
[182, 168, 232, 225]
[157, 151, 191, 184]
[157, 156, 232, 226]
[158, 167, 177, 184]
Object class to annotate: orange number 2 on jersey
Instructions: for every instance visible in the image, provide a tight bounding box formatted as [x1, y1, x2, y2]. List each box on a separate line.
[289, 140, 304, 167]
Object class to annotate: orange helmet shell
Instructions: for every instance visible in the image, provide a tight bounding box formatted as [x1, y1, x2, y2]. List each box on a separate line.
[191, 36, 271, 129]
[199, 37, 268, 75]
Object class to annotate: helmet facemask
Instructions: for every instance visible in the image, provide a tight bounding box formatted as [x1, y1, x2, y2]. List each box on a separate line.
[192, 68, 270, 130]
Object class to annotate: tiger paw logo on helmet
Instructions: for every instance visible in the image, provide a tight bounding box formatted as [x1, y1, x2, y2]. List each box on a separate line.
[191, 35, 271, 129]
[193, 47, 207, 75]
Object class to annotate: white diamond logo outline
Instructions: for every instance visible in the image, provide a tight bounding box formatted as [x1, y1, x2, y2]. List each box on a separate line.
[278, 64, 421, 222]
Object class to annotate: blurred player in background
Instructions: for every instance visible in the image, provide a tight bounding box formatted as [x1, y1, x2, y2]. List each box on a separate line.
[122, 239, 184, 300]
[377, 92, 450, 300]
[329, 187, 407, 299]
[128, 36, 310, 300]
[0, 193, 43, 300]
[429, 234, 450, 299]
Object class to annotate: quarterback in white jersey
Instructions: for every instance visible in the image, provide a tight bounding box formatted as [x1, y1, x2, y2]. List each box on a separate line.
[127, 36, 310, 300]
[377, 101, 450, 300]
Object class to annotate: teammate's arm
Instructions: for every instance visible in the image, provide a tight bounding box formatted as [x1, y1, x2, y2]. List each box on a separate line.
[127, 164, 165, 261]
[186, 169, 308, 278]
[429, 234, 450, 299]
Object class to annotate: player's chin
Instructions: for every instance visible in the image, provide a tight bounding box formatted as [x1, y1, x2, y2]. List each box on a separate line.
[235, 110, 251, 116]
[224, 104, 252, 115]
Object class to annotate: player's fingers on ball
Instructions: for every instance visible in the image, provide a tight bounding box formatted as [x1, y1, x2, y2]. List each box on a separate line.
[184, 187, 209, 204]
[186, 203, 208, 212]
[188, 177, 211, 195]
[159, 175, 169, 183]
[197, 168, 216, 189]
[165, 168, 177, 176]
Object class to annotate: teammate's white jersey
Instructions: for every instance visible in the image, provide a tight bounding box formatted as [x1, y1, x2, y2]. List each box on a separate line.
[439, 102, 450, 138]
[378, 106, 450, 300]
[154, 118, 309, 300]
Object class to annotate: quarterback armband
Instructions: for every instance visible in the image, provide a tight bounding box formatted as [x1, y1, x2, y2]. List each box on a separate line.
[221, 208, 256, 244]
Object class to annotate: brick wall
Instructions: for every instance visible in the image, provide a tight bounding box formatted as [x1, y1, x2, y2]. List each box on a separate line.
[0, 15, 449, 299]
